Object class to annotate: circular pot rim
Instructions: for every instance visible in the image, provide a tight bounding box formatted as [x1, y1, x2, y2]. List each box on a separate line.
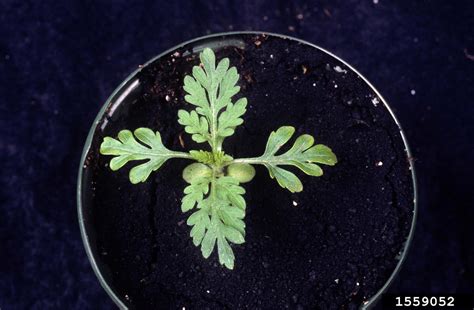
[77, 31, 418, 309]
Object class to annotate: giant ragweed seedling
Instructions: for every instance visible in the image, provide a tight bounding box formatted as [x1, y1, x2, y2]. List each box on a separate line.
[100, 48, 337, 269]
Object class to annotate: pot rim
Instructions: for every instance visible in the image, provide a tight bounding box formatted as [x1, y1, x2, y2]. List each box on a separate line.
[77, 31, 417, 310]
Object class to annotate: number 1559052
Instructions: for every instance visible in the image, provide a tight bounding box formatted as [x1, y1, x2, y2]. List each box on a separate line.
[394, 296, 455, 307]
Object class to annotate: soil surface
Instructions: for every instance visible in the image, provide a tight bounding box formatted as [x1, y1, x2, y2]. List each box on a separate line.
[82, 33, 414, 309]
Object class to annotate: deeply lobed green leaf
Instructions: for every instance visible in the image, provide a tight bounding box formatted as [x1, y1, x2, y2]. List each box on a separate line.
[177, 110, 210, 143]
[183, 174, 246, 269]
[179, 48, 246, 149]
[99, 128, 189, 184]
[244, 126, 337, 193]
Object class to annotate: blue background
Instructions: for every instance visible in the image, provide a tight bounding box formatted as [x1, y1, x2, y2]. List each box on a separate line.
[1, 1, 473, 308]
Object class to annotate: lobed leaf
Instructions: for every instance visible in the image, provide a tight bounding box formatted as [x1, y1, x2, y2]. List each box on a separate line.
[99, 128, 188, 184]
[177, 110, 210, 143]
[217, 98, 247, 138]
[181, 172, 211, 212]
[181, 48, 246, 149]
[216, 177, 246, 210]
[241, 126, 337, 193]
[183, 175, 247, 269]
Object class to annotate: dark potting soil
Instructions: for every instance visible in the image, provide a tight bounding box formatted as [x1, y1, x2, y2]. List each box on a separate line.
[82, 33, 414, 309]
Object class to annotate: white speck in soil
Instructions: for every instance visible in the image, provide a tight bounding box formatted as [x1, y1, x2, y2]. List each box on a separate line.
[334, 84, 338, 88]
[165, 95, 171, 102]
[292, 294, 299, 303]
[302, 65, 308, 74]
[356, 282, 360, 286]
[371, 97, 380, 107]
[125, 295, 130, 300]
[376, 161, 383, 167]
[334, 278, 339, 284]
[228, 24, 234, 30]
[292, 200, 298, 206]
[206, 290, 210, 294]
[288, 25, 295, 32]
[263, 15, 268, 21]
[312, 83, 316, 87]
[265, 93, 269, 97]
[373, 0, 379, 4]
[260, 61, 265, 65]
[270, 54, 274, 59]
[333, 65, 347, 73]
[296, 13, 304, 20]
[410, 89, 416, 95]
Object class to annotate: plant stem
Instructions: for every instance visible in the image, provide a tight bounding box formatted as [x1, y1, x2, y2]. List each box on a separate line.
[228, 157, 268, 165]
[230, 156, 301, 166]
[209, 82, 219, 152]
[173, 152, 195, 160]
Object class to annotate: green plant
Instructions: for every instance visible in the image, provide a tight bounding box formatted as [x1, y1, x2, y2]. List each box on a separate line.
[100, 48, 337, 269]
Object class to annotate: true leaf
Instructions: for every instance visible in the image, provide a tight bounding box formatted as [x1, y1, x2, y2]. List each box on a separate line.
[177, 110, 210, 143]
[99, 128, 189, 184]
[181, 48, 246, 150]
[184, 175, 246, 269]
[216, 177, 246, 210]
[217, 98, 247, 138]
[236, 126, 337, 193]
[181, 175, 211, 212]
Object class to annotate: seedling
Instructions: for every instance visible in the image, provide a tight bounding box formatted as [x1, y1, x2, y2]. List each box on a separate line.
[100, 48, 337, 269]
